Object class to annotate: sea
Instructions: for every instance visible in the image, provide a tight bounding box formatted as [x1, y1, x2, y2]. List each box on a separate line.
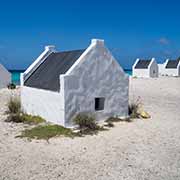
[10, 69, 132, 85]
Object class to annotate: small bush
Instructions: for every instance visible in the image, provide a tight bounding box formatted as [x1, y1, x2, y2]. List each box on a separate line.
[17, 125, 77, 140]
[128, 97, 141, 119]
[20, 114, 45, 124]
[74, 113, 97, 129]
[6, 113, 45, 124]
[6, 98, 45, 124]
[73, 113, 103, 135]
[7, 83, 16, 89]
[6, 113, 23, 123]
[7, 98, 21, 114]
[128, 103, 140, 118]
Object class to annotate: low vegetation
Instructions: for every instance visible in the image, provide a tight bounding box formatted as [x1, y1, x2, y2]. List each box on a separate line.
[7, 98, 21, 114]
[105, 97, 150, 127]
[128, 103, 140, 118]
[128, 96, 141, 118]
[7, 83, 16, 90]
[17, 125, 77, 140]
[73, 113, 105, 135]
[7, 97, 150, 141]
[6, 113, 45, 124]
[6, 98, 45, 124]
[128, 97, 151, 119]
[17, 114, 106, 140]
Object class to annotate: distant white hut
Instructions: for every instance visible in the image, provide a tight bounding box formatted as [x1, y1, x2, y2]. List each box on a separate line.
[163, 59, 180, 76]
[0, 64, 11, 89]
[21, 39, 129, 127]
[132, 58, 158, 78]
[158, 63, 166, 76]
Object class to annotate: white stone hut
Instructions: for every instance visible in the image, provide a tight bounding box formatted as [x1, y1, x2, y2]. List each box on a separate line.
[21, 39, 129, 127]
[158, 63, 166, 76]
[0, 63, 11, 89]
[163, 59, 180, 76]
[132, 58, 158, 78]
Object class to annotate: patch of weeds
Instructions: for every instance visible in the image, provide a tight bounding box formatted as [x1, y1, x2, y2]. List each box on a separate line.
[7, 83, 16, 89]
[6, 113, 23, 123]
[128, 103, 140, 118]
[20, 114, 45, 124]
[7, 98, 21, 114]
[6, 97, 45, 124]
[128, 97, 150, 119]
[17, 125, 78, 140]
[6, 113, 45, 125]
[128, 97, 141, 119]
[73, 113, 105, 135]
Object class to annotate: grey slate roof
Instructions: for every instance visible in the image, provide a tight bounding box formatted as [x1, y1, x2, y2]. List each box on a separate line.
[165, 59, 180, 69]
[134, 60, 151, 69]
[24, 49, 85, 92]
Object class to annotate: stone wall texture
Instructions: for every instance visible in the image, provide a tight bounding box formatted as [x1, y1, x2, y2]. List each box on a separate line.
[63, 43, 129, 126]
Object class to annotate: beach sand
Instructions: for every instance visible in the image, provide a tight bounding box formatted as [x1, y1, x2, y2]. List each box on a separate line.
[0, 77, 180, 180]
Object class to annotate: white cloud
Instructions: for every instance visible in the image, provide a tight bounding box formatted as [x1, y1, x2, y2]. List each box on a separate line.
[158, 37, 169, 45]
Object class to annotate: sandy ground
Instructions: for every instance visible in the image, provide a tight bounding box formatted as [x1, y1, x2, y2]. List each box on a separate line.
[0, 77, 180, 180]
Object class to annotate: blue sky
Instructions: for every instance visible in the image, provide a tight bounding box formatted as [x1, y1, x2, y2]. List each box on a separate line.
[0, 0, 180, 69]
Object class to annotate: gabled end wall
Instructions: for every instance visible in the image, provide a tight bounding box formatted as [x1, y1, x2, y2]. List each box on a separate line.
[62, 39, 129, 127]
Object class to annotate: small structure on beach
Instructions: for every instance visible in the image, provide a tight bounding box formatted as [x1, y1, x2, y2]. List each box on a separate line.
[132, 58, 159, 78]
[158, 63, 166, 76]
[21, 39, 129, 127]
[163, 59, 180, 76]
[0, 63, 11, 89]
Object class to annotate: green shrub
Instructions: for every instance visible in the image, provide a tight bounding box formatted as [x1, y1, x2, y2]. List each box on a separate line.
[73, 113, 103, 135]
[20, 114, 45, 124]
[6, 113, 45, 124]
[128, 97, 141, 119]
[7, 83, 16, 89]
[128, 103, 140, 118]
[74, 113, 96, 129]
[6, 98, 45, 124]
[6, 113, 23, 123]
[7, 98, 21, 114]
[17, 125, 77, 140]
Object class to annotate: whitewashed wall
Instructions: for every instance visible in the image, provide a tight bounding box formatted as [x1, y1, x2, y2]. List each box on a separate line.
[132, 58, 158, 78]
[21, 84, 65, 126]
[161, 60, 180, 77]
[63, 40, 129, 127]
[133, 69, 150, 78]
[163, 69, 179, 76]
[132, 59, 149, 78]
[0, 64, 11, 89]
[158, 64, 165, 76]
[149, 60, 159, 78]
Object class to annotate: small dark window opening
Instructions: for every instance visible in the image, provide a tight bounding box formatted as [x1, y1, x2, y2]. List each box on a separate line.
[95, 97, 105, 111]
